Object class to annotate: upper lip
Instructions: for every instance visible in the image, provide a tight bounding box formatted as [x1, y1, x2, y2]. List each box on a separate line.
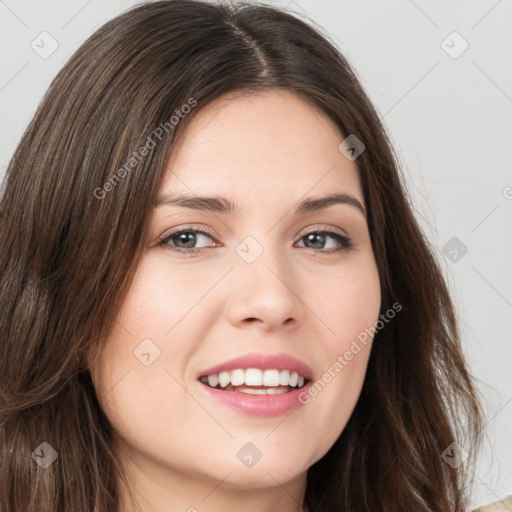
[198, 352, 313, 381]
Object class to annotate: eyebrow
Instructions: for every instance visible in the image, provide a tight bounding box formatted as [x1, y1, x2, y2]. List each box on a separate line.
[155, 192, 366, 218]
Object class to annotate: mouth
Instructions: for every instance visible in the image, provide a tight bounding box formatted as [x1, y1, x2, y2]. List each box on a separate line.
[199, 368, 310, 394]
[196, 353, 313, 416]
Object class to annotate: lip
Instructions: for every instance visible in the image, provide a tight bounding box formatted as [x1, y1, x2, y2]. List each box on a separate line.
[198, 352, 314, 381]
[197, 352, 313, 417]
[198, 380, 313, 417]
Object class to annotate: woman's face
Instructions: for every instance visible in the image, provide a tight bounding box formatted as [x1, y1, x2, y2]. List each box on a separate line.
[89, 90, 380, 504]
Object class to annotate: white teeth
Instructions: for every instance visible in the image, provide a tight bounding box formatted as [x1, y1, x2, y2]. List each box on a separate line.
[231, 369, 245, 386]
[231, 385, 289, 395]
[278, 369, 290, 385]
[207, 374, 219, 388]
[264, 387, 287, 395]
[200, 368, 308, 389]
[245, 368, 263, 386]
[262, 369, 280, 386]
[238, 387, 267, 395]
[218, 371, 230, 388]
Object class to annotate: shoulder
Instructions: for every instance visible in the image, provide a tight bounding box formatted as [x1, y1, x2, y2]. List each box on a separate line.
[471, 496, 512, 512]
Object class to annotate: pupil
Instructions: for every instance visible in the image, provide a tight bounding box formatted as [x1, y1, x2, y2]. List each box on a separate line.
[307, 233, 325, 249]
[178, 232, 195, 248]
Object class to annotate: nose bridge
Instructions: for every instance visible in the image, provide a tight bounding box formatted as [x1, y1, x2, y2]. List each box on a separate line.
[235, 228, 292, 284]
[226, 231, 305, 330]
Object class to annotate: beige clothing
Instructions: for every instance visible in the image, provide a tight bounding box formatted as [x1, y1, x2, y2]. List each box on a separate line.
[472, 496, 512, 511]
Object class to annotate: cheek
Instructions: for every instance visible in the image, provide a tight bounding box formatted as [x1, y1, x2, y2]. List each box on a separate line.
[301, 254, 380, 426]
[115, 257, 199, 337]
[89, 253, 230, 417]
[87, 258, 192, 414]
[105, 255, 224, 379]
[311, 252, 381, 348]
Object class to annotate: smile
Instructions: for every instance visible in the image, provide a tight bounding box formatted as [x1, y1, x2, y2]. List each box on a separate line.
[197, 352, 314, 416]
[199, 368, 308, 394]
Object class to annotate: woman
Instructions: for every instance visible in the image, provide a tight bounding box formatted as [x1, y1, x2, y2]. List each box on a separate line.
[0, 1, 484, 511]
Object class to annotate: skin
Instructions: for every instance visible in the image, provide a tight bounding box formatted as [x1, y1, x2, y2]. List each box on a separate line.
[89, 90, 381, 512]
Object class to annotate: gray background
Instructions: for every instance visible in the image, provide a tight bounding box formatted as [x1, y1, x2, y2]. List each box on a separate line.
[1, 0, 511, 508]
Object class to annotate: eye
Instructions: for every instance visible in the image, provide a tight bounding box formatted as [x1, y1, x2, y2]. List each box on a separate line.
[157, 225, 354, 257]
[157, 226, 219, 256]
[296, 228, 353, 253]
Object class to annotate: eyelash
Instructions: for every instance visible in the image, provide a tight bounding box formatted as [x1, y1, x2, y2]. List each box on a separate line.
[157, 225, 354, 257]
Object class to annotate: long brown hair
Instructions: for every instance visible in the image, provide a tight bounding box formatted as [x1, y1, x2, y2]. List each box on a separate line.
[0, 1, 483, 511]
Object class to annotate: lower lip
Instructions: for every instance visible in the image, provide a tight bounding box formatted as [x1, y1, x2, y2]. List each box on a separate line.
[198, 381, 312, 417]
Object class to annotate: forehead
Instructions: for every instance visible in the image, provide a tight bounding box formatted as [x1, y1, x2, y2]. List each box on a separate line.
[161, 90, 364, 208]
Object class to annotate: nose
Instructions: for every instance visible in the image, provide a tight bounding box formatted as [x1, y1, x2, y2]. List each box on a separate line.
[224, 244, 307, 332]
